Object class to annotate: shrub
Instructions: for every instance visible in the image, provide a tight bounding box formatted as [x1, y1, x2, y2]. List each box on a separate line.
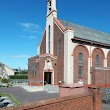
[6, 83, 10, 88]
[1, 78, 9, 83]
[9, 75, 27, 79]
[0, 77, 2, 82]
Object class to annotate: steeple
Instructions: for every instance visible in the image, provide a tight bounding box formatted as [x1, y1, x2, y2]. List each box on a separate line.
[46, 0, 57, 55]
[47, 0, 57, 18]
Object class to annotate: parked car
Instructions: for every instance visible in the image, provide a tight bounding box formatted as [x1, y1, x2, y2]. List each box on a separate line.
[0, 99, 11, 103]
[0, 102, 9, 108]
[0, 99, 4, 102]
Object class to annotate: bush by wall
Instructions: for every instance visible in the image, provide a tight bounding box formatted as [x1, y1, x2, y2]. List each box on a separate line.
[9, 75, 27, 79]
[1, 78, 9, 83]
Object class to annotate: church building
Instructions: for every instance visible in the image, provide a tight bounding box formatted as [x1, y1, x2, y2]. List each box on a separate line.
[28, 0, 110, 86]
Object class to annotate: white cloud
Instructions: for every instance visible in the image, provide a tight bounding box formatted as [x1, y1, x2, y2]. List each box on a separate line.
[9, 55, 29, 59]
[28, 36, 37, 39]
[20, 35, 37, 39]
[19, 22, 39, 33]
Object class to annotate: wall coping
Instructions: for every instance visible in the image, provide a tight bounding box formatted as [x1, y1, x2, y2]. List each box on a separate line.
[94, 67, 110, 70]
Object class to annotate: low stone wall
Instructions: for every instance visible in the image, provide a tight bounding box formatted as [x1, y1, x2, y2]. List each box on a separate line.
[1, 93, 93, 110]
[91, 67, 110, 87]
[28, 81, 43, 86]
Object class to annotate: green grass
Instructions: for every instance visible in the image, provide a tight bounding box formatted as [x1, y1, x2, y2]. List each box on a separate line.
[0, 93, 20, 105]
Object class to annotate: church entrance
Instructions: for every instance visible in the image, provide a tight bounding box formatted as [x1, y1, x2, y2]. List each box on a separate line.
[44, 72, 52, 85]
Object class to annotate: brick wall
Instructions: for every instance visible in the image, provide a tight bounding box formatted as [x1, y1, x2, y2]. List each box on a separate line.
[2, 94, 93, 110]
[40, 30, 46, 54]
[28, 55, 45, 85]
[88, 85, 102, 110]
[28, 56, 38, 80]
[74, 45, 89, 84]
[91, 67, 110, 87]
[1, 86, 102, 110]
[54, 23, 64, 84]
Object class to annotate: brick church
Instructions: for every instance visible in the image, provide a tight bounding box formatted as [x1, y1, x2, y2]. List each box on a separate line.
[28, 0, 110, 86]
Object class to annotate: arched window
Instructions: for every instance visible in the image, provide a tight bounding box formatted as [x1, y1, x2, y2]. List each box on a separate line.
[57, 39, 61, 56]
[32, 64, 35, 77]
[96, 55, 100, 66]
[78, 53, 83, 77]
[48, 25, 50, 53]
[78, 53, 83, 64]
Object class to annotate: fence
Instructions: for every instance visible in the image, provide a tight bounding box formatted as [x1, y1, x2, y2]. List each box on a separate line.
[10, 79, 28, 85]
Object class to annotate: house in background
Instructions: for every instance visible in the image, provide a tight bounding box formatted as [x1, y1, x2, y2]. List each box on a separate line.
[0, 62, 14, 79]
[28, 0, 110, 86]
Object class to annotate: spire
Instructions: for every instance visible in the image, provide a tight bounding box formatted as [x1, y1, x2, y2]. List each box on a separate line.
[46, 0, 57, 55]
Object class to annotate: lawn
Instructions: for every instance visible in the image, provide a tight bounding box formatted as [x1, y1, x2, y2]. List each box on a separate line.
[0, 93, 20, 105]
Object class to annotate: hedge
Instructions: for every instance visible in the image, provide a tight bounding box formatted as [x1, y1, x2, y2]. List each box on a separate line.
[9, 75, 27, 79]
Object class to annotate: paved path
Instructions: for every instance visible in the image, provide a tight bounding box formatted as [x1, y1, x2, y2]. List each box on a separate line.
[0, 87, 59, 104]
[102, 104, 110, 110]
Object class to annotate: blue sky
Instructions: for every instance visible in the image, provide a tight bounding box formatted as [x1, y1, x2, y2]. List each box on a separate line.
[0, 0, 110, 69]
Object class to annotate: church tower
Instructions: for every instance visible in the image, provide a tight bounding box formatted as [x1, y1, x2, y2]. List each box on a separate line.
[46, 0, 57, 55]
[47, 0, 57, 17]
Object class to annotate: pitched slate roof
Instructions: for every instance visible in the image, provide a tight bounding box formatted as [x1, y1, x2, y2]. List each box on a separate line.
[60, 20, 110, 45]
